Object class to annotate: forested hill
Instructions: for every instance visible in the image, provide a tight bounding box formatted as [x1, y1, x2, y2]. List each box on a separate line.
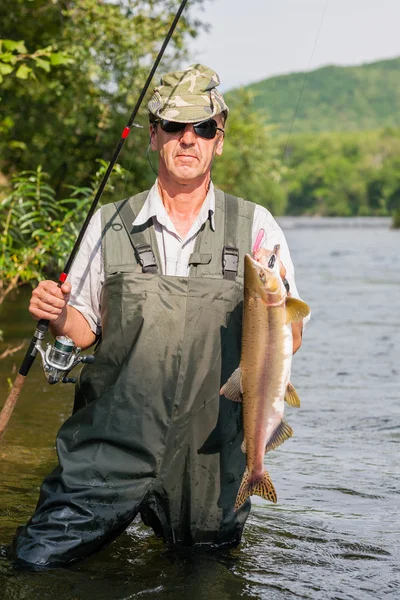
[230, 57, 400, 133]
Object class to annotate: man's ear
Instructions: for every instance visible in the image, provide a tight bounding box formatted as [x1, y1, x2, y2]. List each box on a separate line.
[149, 124, 158, 151]
[215, 132, 224, 157]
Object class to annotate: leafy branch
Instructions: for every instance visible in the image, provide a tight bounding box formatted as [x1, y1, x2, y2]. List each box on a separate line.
[0, 162, 126, 306]
[0, 39, 72, 82]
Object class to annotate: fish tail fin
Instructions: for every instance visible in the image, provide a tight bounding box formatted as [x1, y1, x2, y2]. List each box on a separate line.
[234, 467, 277, 511]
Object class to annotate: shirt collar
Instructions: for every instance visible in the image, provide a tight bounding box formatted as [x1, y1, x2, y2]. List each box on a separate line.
[133, 179, 216, 232]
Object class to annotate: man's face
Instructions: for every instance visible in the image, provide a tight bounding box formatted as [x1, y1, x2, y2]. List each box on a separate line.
[150, 115, 225, 186]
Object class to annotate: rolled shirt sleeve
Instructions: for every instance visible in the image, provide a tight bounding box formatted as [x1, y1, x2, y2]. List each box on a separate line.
[67, 210, 103, 336]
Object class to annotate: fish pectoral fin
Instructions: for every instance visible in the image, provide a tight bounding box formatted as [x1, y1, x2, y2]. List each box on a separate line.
[265, 420, 293, 453]
[285, 297, 311, 324]
[241, 438, 247, 454]
[285, 382, 301, 408]
[234, 467, 277, 511]
[220, 367, 243, 402]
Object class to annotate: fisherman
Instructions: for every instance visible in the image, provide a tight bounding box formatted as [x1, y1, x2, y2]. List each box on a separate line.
[11, 64, 305, 567]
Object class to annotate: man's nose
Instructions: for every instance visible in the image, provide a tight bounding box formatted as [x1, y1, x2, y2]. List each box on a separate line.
[180, 124, 196, 144]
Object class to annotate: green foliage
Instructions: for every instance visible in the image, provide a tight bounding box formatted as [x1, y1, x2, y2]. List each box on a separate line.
[0, 162, 125, 305]
[221, 59, 400, 216]
[0, 0, 211, 305]
[230, 57, 400, 134]
[0, 0, 206, 192]
[212, 90, 288, 215]
[278, 128, 400, 216]
[0, 38, 71, 83]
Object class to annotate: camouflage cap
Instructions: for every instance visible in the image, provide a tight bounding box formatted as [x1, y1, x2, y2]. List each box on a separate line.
[148, 64, 229, 123]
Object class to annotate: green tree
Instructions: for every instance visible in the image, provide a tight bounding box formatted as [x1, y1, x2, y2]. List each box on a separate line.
[278, 129, 400, 216]
[0, 0, 206, 194]
[0, 38, 71, 84]
[0, 162, 125, 306]
[212, 89, 287, 215]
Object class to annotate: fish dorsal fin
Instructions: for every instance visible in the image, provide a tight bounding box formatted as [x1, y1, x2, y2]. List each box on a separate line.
[286, 297, 311, 324]
[220, 367, 243, 402]
[285, 382, 301, 408]
[265, 420, 293, 453]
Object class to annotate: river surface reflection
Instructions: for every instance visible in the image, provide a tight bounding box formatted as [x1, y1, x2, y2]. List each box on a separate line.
[0, 217, 399, 599]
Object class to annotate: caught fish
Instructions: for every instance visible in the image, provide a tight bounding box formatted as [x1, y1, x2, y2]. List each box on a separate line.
[220, 244, 310, 510]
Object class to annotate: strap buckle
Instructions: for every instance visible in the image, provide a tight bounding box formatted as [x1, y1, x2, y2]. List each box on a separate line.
[222, 246, 239, 280]
[135, 243, 157, 273]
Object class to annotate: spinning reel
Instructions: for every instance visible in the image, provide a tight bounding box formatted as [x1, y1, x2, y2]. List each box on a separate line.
[35, 335, 94, 384]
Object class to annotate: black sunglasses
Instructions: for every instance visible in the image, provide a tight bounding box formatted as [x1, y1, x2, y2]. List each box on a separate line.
[155, 118, 225, 139]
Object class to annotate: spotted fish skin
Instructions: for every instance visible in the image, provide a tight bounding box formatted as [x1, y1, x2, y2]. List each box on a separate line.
[220, 246, 310, 511]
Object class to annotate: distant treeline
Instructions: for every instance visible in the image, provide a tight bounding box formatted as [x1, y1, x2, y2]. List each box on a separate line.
[235, 57, 400, 134]
[276, 127, 400, 217]
[213, 92, 400, 219]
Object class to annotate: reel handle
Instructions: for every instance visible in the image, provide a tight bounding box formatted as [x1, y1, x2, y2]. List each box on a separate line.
[81, 355, 95, 364]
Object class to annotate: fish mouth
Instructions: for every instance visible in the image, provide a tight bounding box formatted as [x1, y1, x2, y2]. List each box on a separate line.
[245, 253, 274, 274]
[244, 253, 282, 296]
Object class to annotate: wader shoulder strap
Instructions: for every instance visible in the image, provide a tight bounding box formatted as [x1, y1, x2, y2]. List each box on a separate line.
[222, 193, 239, 281]
[115, 194, 158, 274]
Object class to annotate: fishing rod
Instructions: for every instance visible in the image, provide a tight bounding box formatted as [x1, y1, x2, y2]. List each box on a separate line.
[0, 0, 189, 439]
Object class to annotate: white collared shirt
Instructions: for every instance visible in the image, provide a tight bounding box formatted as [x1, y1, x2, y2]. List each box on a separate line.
[68, 181, 303, 335]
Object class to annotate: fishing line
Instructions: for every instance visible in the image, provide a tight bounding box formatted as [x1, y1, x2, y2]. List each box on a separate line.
[282, 0, 329, 157]
[146, 141, 159, 176]
[270, 0, 329, 203]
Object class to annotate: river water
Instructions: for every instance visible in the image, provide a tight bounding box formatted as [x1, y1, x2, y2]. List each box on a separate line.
[0, 218, 399, 599]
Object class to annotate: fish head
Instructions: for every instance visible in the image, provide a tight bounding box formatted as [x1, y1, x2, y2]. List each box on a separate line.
[244, 245, 286, 304]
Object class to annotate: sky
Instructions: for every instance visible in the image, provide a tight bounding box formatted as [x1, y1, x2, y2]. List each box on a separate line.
[188, 0, 400, 90]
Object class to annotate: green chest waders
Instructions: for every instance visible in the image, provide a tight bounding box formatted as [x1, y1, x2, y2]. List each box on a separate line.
[11, 190, 255, 567]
